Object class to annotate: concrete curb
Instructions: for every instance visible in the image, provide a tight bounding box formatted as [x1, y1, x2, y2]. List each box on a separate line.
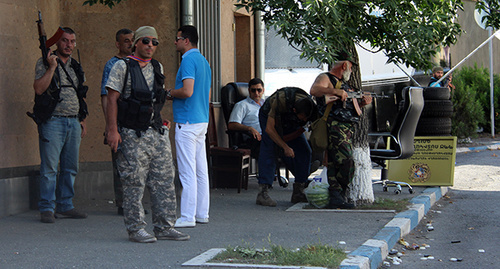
[339, 187, 449, 269]
[455, 143, 500, 153]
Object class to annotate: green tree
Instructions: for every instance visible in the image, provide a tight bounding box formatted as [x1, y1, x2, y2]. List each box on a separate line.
[451, 65, 487, 138]
[452, 64, 500, 136]
[236, 0, 500, 204]
[82, 0, 124, 8]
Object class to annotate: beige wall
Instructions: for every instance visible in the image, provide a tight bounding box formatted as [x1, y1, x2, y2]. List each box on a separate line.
[0, 0, 180, 168]
[449, 0, 500, 74]
[0, 0, 60, 168]
[0, 0, 248, 169]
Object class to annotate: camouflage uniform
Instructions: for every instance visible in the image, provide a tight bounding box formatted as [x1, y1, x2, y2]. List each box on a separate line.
[106, 59, 176, 233]
[326, 120, 354, 192]
[318, 73, 357, 194]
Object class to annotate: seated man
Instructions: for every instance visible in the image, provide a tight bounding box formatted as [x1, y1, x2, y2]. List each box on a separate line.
[227, 78, 265, 158]
[256, 87, 318, 206]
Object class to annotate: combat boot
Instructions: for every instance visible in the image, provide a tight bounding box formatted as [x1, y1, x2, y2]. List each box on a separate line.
[256, 184, 277, 207]
[291, 182, 308, 203]
[327, 189, 354, 209]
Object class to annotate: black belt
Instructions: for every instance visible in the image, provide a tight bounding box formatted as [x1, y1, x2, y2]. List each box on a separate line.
[53, 115, 79, 118]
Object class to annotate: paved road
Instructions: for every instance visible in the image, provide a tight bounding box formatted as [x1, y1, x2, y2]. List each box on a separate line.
[383, 148, 500, 268]
[1, 144, 498, 269]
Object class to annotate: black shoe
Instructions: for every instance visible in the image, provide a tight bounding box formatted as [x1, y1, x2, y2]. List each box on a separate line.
[56, 208, 88, 219]
[327, 190, 355, 209]
[40, 211, 55, 223]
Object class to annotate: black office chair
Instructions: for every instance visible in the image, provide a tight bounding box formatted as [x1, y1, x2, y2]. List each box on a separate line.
[220, 82, 252, 148]
[370, 87, 424, 194]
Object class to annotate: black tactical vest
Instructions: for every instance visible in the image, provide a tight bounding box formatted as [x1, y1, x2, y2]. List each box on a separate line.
[29, 58, 88, 124]
[321, 72, 359, 123]
[117, 58, 166, 136]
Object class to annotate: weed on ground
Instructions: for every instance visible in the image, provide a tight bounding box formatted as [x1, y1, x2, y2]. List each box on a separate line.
[210, 241, 346, 268]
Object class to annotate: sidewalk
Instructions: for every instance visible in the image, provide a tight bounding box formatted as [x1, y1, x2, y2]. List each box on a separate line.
[0, 140, 498, 269]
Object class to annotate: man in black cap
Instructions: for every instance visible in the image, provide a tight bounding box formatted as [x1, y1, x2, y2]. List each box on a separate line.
[310, 51, 372, 209]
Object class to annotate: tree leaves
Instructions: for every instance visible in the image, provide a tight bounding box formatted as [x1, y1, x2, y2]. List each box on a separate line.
[82, 0, 125, 8]
[235, 0, 499, 70]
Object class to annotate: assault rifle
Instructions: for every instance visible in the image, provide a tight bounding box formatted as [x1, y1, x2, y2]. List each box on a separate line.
[325, 91, 389, 116]
[325, 91, 389, 103]
[27, 11, 65, 124]
[36, 11, 64, 67]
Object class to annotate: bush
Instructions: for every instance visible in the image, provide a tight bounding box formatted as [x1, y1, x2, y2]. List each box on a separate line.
[450, 64, 498, 138]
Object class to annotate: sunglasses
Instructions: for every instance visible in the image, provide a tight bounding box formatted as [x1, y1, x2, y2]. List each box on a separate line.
[250, 88, 263, 93]
[176, 36, 186, 41]
[142, 37, 159, 46]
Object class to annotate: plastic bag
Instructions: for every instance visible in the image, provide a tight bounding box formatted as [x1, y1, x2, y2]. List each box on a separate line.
[305, 169, 329, 208]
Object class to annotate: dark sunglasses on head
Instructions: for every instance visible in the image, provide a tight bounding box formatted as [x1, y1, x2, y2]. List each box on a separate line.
[142, 37, 159, 46]
[250, 88, 263, 93]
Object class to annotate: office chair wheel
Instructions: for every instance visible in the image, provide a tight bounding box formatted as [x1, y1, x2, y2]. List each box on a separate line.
[394, 189, 401, 195]
[383, 186, 388, 192]
[277, 175, 289, 188]
[408, 188, 414, 194]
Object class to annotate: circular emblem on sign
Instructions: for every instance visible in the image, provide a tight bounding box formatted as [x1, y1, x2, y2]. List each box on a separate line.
[408, 163, 431, 183]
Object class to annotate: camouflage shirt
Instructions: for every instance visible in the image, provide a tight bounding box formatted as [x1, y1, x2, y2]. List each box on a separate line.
[35, 57, 82, 116]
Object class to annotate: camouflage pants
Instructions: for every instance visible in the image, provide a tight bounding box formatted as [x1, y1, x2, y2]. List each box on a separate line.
[117, 127, 176, 233]
[326, 120, 354, 192]
[111, 150, 123, 208]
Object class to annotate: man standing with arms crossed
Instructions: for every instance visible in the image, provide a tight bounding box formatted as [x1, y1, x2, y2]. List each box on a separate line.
[33, 27, 89, 223]
[106, 26, 189, 243]
[100, 28, 133, 215]
[168, 25, 211, 228]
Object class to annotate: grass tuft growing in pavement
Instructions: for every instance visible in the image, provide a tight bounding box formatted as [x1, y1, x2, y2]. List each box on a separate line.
[303, 198, 410, 212]
[357, 198, 410, 212]
[210, 240, 346, 268]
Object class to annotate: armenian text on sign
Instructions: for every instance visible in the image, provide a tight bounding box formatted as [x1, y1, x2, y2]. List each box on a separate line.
[387, 136, 457, 186]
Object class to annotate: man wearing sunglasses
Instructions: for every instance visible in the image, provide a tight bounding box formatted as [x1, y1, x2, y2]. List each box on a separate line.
[105, 26, 189, 243]
[169, 25, 211, 229]
[228, 78, 266, 158]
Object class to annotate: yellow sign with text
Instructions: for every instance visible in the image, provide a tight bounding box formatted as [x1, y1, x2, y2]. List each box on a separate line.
[387, 136, 457, 186]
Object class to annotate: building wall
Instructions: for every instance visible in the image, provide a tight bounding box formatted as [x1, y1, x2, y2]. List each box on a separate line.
[449, 0, 500, 74]
[0, 0, 247, 217]
[0, 0, 180, 169]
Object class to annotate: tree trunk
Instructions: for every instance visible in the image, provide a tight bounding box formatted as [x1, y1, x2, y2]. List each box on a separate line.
[346, 45, 374, 205]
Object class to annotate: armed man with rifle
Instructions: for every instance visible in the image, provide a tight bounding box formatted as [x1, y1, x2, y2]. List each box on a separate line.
[31, 13, 89, 223]
[310, 51, 372, 209]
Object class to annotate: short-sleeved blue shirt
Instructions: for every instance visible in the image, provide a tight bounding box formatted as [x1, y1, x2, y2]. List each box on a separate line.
[173, 49, 212, 124]
[228, 97, 264, 134]
[101, 56, 120, 96]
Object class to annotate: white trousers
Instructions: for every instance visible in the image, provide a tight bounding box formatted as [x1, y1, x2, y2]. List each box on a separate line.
[175, 122, 210, 222]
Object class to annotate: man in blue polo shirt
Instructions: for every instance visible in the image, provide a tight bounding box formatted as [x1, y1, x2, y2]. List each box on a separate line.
[168, 25, 211, 228]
